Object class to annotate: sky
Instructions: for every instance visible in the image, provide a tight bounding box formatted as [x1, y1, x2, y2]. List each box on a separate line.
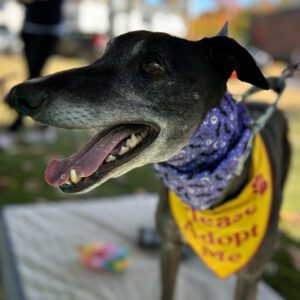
[146, 0, 279, 15]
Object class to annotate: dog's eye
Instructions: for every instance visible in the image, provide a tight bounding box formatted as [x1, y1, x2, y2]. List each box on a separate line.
[142, 59, 163, 75]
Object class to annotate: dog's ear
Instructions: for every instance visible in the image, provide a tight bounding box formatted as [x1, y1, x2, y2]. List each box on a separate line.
[198, 36, 269, 90]
[217, 22, 229, 37]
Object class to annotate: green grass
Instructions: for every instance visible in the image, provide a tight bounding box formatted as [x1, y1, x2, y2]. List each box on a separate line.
[280, 111, 300, 241]
[0, 107, 300, 299]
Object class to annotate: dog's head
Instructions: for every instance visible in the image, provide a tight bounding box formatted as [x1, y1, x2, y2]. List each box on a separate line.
[7, 27, 269, 193]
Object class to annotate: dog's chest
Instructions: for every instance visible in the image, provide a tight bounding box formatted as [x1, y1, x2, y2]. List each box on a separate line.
[169, 134, 273, 279]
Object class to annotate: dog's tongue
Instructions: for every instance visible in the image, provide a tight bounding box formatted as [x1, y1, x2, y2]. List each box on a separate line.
[45, 126, 131, 187]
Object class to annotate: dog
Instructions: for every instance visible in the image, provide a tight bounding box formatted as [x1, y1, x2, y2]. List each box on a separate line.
[7, 26, 290, 300]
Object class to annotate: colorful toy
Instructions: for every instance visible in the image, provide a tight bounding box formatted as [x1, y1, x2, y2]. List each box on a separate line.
[78, 241, 129, 272]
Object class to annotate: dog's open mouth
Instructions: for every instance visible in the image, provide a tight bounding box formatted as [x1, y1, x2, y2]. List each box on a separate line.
[45, 124, 158, 193]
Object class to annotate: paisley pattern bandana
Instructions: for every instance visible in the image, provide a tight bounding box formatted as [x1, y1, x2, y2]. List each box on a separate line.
[154, 93, 253, 211]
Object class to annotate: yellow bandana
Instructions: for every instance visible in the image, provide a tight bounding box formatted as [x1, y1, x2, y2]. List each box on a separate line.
[169, 134, 273, 279]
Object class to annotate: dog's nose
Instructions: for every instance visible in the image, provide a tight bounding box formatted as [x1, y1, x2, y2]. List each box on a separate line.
[7, 78, 46, 116]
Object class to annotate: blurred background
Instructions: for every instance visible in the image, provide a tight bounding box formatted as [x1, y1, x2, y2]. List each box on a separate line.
[0, 0, 300, 299]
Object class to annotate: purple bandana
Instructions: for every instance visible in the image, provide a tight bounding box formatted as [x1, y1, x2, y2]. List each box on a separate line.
[154, 93, 253, 211]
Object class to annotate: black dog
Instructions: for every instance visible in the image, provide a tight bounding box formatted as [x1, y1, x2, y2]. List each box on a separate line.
[7, 28, 290, 300]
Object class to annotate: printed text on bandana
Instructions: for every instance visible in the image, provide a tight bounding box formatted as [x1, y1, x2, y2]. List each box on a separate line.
[169, 135, 272, 279]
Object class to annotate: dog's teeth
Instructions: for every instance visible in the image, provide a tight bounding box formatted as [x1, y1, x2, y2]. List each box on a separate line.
[119, 146, 129, 155]
[124, 131, 146, 151]
[126, 139, 132, 148]
[126, 134, 138, 148]
[106, 155, 116, 163]
[70, 169, 81, 184]
[131, 134, 139, 145]
[64, 180, 72, 185]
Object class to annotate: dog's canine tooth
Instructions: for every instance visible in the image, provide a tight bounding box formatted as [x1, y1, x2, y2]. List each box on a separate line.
[70, 169, 81, 184]
[65, 180, 72, 185]
[106, 155, 116, 162]
[119, 146, 129, 155]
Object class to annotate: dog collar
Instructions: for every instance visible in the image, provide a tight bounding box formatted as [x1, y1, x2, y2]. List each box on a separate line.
[154, 93, 253, 210]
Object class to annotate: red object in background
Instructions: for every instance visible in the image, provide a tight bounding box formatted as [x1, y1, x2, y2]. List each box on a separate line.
[231, 70, 237, 79]
[92, 34, 109, 50]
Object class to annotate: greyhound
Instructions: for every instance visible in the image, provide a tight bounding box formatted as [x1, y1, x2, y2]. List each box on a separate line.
[7, 27, 290, 300]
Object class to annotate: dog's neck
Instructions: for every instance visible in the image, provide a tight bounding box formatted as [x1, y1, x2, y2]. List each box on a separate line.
[154, 93, 253, 211]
